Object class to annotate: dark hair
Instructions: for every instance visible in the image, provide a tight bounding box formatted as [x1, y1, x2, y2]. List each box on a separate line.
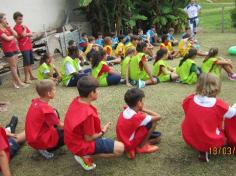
[204, 48, 218, 62]
[68, 40, 75, 46]
[124, 88, 145, 108]
[154, 48, 168, 65]
[179, 48, 197, 66]
[136, 42, 147, 52]
[138, 28, 143, 33]
[68, 46, 78, 59]
[110, 32, 116, 37]
[185, 26, 191, 31]
[91, 50, 106, 68]
[13, 11, 23, 20]
[151, 25, 155, 29]
[161, 34, 168, 43]
[39, 53, 50, 65]
[168, 28, 174, 33]
[183, 33, 191, 39]
[131, 35, 139, 42]
[81, 33, 87, 37]
[88, 36, 95, 42]
[118, 34, 125, 42]
[77, 76, 99, 97]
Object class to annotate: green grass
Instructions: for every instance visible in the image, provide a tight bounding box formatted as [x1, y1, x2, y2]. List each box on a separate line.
[1, 32, 236, 176]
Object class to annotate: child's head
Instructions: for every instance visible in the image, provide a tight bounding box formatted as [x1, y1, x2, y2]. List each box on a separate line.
[36, 79, 56, 99]
[110, 32, 116, 38]
[40, 53, 53, 65]
[186, 48, 197, 59]
[91, 50, 106, 68]
[88, 36, 95, 44]
[136, 41, 147, 53]
[183, 33, 191, 40]
[104, 36, 112, 45]
[125, 46, 136, 57]
[161, 34, 168, 43]
[168, 28, 175, 35]
[97, 32, 103, 38]
[81, 33, 88, 41]
[185, 27, 191, 35]
[68, 40, 76, 48]
[196, 73, 221, 98]
[151, 25, 156, 31]
[130, 35, 140, 46]
[205, 48, 218, 60]
[138, 28, 143, 35]
[13, 11, 23, 24]
[118, 34, 125, 43]
[77, 76, 99, 100]
[154, 48, 168, 64]
[124, 88, 145, 110]
[0, 13, 7, 26]
[127, 30, 133, 36]
[68, 46, 80, 59]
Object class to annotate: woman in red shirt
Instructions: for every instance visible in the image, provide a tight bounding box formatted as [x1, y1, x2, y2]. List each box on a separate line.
[0, 13, 27, 88]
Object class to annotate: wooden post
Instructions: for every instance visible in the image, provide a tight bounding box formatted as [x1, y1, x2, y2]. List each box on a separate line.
[221, 6, 225, 33]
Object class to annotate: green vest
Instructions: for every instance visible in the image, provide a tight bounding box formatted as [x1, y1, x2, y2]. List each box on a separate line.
[129, 53, 150, 81]
[202, 57, 221, 77]
[176, 59, 198, 85]
[121, 56, 131, 79]
[61, 56, 80, 86]
[153, 60, 171, 82]
[91, 61, 108, 87]
[37, 63, 52, 80]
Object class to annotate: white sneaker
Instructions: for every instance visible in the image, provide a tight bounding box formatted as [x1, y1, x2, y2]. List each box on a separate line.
[74, 155, 96, 171]
[38, 150, 54, 159]
[229, 73, 236, 81]
[137, 79, 145, 88]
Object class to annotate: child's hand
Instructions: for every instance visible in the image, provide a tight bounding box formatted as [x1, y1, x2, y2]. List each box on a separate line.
[102, 122, 111, 133]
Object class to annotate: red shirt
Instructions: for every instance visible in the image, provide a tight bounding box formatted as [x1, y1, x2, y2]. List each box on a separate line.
[0, 27, 18, 53]
[64, 97, 101, 156]
[181, 94, 228, 152]
[0, 128, 10, 161]
[25, 98, 60, 150]
[98, 64, 110, 77]
[14, 24, 32, 51]
[225, 115, 236, 147]
[116, 107, 149, 151]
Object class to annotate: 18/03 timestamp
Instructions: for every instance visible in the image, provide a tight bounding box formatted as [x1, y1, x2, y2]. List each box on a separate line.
[209, 147, 236, 155]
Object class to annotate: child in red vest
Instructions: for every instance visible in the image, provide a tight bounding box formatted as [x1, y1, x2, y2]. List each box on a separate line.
[116, 88, 161, 159]
[0, 116, 25, 176]
[181, 73, 236, 162]
[25, 79, 64, 159]
[13, 11, 37, 84]
[64, 76, 124, 171]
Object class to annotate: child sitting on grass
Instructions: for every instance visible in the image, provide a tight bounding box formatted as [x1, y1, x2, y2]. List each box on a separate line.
[120, 47, 136, 85]
[64, 76, 124, 171]
[153, 48, 178, 83]
[202, 48, 236, 81]
[176, 48, 201, 84]
[25, 79, 64, 159]
[167, 28, 178, 46]
[138, 29, 154, 58]
[37, 53, 61, 82]
[115, 34, 126, 59]
[103, 36, 121, 64]
[61, 46, 91, 87]
[95, 32, 104, 47]
[91, 50, 121, 87]
[182, 73, 236, 162]
[160, 34, 179, 59]
[116, 88, 161, 159]
[128, 42, 158, 88]
[0, 117, 25, 176]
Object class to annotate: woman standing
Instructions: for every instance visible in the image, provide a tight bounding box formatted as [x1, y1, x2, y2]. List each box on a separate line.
[0, 13, 27, 88]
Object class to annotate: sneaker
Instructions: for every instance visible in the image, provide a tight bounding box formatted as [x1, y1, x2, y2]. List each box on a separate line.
[136, 144, 159, 154]
[137, 79, 145, 89]
[126, 150, 135, 159]
[74, 155, 96, 171]
[38, 150, 54, 160]
[198, 152, 209, 162]
[150, 131, 162, 139]
[229, 74, 236, 81]
[5, 116, 18, 133]
[130, 80, 137, 86]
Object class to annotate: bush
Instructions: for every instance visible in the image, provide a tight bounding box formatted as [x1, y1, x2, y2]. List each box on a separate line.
[231, 8, 236, 28]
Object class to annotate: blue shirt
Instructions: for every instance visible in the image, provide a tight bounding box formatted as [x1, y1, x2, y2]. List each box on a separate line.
[112, 37, 119, 49]
[167, 33, 175, 41]
[124, 35, 130, 45]
[146, 29, 156, 38]
[95, 38, 104, 46]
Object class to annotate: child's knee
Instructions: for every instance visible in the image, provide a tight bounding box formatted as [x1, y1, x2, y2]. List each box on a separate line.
[113, 141, 124, 156]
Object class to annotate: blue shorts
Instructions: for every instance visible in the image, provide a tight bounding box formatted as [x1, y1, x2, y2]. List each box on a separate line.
[8, 137, 21, 158]
[4, 51, 19, 58]
[21, 50, 34, 66]
[94, 138, 114, 154]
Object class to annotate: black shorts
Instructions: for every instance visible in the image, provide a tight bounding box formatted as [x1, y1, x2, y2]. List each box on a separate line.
[8, 137, 21, 158]
[94, 138, 114, 154]
[21, 50, 34, 66]
[4, 51, 19, 58]
[47, 128, 64, 152]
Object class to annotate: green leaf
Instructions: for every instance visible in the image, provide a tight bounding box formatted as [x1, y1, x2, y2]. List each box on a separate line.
[79, 0, 93, 7]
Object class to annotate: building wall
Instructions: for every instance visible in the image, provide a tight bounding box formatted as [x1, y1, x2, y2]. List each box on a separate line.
[0, 0, 72, 32]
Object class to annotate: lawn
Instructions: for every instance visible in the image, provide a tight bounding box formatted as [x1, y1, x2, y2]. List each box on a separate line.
[1, 2, 236, 176]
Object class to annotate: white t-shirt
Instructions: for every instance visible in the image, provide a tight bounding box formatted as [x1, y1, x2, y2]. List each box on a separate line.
[184, 3, 201, 19]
